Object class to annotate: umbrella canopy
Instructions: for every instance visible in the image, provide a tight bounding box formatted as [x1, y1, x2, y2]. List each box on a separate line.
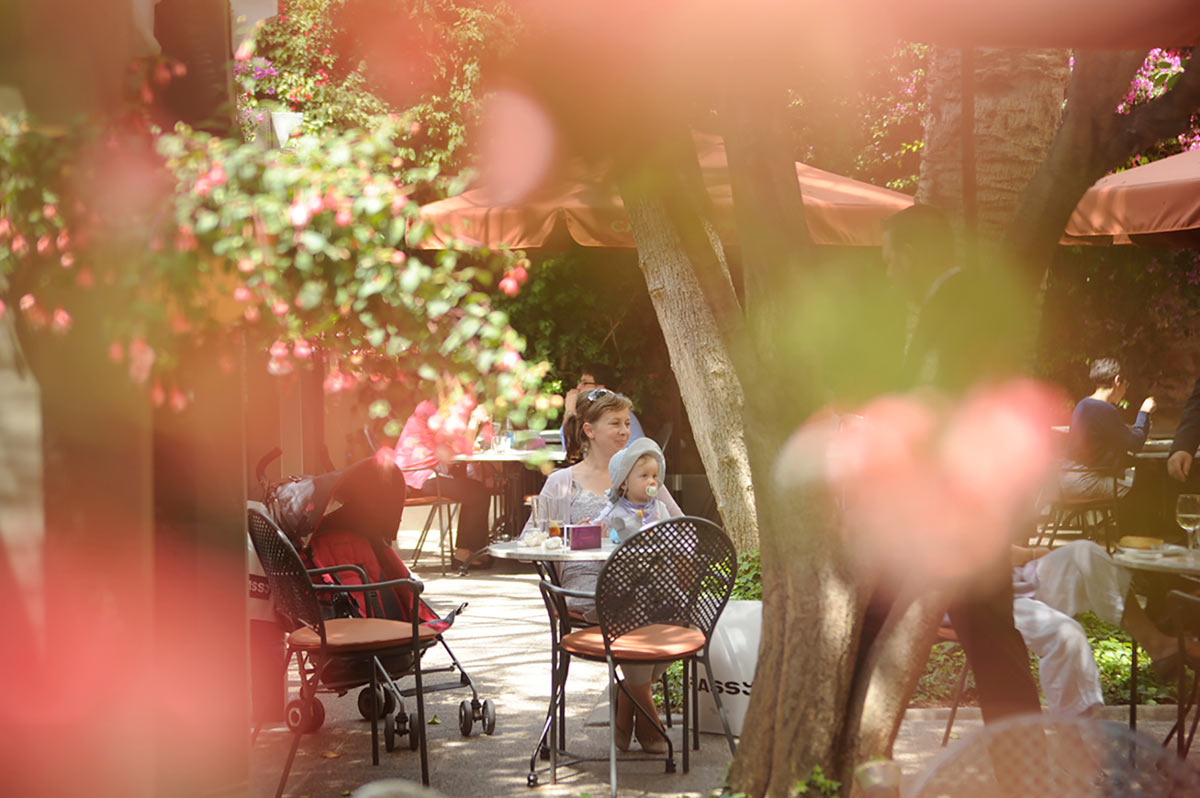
[1062, 149, 1200, 246]
[417, 133, 913, 249]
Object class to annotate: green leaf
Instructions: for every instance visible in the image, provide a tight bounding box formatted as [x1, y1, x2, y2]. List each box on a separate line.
[296, 281, 325, 309]
[300, 230, 327, 252]
[368, 399, 391, 419]
[195, 210, 219, 234]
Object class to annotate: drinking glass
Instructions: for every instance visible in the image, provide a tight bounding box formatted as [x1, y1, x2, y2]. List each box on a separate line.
[1176, 494, 1200, 551]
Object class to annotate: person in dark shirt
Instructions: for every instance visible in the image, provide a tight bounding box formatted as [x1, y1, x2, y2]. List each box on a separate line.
[1061, 357, 1156, 500]
[876, 204, 1041, 723]
[1168, 375, 1200, 483]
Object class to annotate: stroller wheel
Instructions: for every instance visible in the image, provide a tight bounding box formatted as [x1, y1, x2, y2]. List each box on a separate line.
[407, 712, 421, 751]
[384, 711, 396, 752]
[285, 698, 324, 734]
[527, 772, 539, 787]
[482, 698, 497, 735]
[357, 686, 395, 720]
[458, 699, 475, 737]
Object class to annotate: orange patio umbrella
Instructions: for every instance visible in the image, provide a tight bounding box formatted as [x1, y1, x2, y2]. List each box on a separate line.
[1062, 148, 1200, 246]
[416, 133, 913, 250]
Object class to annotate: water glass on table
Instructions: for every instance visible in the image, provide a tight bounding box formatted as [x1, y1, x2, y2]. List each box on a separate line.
[1177, 494, 1200, 551]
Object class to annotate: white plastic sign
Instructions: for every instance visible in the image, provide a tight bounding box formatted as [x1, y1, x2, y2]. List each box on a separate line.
[697, 599, 762, 736]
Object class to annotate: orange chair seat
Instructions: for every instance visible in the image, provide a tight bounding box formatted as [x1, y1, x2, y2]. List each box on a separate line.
[562, 623, 705, 662]
[289, 617, 440, 653]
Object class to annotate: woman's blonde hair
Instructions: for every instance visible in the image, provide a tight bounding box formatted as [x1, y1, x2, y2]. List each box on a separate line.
[563, 388, 633, 463]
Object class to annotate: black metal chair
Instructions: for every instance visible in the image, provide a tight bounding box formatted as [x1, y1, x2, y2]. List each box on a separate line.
[907, 713, 1200, 797]
[1037, 465, 1123, 551]
[535, 516, 739, 798]
[248, 506, 437, 797]
[1166, 587, 1200, 756]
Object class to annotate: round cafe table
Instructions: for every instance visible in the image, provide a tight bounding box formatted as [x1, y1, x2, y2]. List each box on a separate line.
[489, 536, 616, 785]
[487, 537, 616, 583]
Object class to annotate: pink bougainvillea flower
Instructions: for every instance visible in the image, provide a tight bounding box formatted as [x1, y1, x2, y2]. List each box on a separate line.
[50, 308, 71, 334]
[0, 298, 5, 318]
[292, 339, 313, 359]
[335, 207, 352, 227]
[374, 445, 397, 468]
[776, 379, 1065, 590]
[499, 350, 520, 371]
[232, 284, 252, 303]
[271, 300, 289, 316]
[56, 230, 70, 250]
[11, 234, 27, 254]
[511, 264, 529, 285]
[268, 340, 289, 359]
[244, 306, 260, 322]
[234, 40, 254, 61]
[18, 294, 35, 311]
[207, 163, 226, 186]
[108, 341, 124, 363]
[168, 388, 188, 413]
[150, 382, 165, 407]
[42, 204, 57, 219]
[76, 267, 95, 287]
[391, 250, 407, 264]
[36, 236, 52, 254]
[288, 200, 311, 228]
[237, 257, 255, 274]
[60, 253, 75, 268]
[0, 217, 10, 237]
[193, 176, 212, 196]
[499, 276, 519, 296]
[267, 357, 293, 376]
[128, 337, 156, 384]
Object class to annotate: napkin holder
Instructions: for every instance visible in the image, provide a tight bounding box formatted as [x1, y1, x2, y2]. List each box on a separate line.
[567, 523, 602, 550]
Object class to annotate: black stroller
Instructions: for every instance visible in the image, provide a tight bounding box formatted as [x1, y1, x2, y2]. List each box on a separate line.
[253, 451, 497, 745]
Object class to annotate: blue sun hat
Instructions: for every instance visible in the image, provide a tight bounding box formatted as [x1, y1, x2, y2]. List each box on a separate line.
[606, 437, 666, 504]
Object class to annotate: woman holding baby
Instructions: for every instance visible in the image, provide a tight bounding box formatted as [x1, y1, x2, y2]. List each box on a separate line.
[521, 388, 680, 754]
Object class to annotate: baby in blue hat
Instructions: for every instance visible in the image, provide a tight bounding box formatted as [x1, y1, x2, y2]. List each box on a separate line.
[596, 438, 671, 543]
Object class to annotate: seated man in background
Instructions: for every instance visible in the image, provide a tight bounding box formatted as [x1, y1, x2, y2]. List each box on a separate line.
[1011, 540, 1177, 715]
[1060, 357, 1155, 501]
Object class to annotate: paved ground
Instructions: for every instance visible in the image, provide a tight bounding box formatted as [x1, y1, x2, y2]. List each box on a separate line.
[250, 511, 1200, 798]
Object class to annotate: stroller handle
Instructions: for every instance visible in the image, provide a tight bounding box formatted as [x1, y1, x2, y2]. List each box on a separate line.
[255, 447, 283, 493]
[312, 576, 425, 596]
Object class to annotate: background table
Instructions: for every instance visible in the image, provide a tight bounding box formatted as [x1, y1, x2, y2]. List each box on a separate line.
[1113, 548, 1200, 731]
[455, 448, 565, 544]
[489, 538, 615, 582]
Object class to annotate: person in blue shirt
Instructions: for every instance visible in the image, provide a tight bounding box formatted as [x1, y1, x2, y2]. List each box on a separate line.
[1061, 357, 1156, 501]
[561, 363, 645, 449]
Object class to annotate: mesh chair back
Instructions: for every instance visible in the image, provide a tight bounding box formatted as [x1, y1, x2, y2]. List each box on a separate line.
[594, 516, 736, 644]
[909, 714, 1200, 797]
[248, 505, 326, 639]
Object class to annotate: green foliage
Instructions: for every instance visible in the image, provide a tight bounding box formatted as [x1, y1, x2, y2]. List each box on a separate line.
[0, 108, 551, 426]
[238, 0, 519, 179]
[732, 550, 762, 602]
[1078, 612, 1177, 705]
[1038, 246, 1200, 398]
[791, 764, 841, 797]
[788, 42, 927, 193]
[494, 248, 675, 431]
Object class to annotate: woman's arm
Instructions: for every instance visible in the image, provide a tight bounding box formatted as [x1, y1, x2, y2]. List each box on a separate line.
[658, 483, 682, 516]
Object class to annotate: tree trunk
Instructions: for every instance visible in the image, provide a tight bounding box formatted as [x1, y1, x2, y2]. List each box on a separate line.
[618, 172, 760, 552]
[917, 47, 1070, 243]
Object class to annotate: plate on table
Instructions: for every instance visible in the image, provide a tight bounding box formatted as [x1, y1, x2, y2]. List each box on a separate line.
[1116, 545, 1165, 560]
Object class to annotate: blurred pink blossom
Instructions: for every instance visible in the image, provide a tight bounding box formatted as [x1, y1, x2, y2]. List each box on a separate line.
[18, 294, 35, 311]
[293, 339, 313, 358]
[777, 380, 1065, 588]
[50, 308, 71, 334]
[128, 338, 156, 384]
[108, 341, 124, 363]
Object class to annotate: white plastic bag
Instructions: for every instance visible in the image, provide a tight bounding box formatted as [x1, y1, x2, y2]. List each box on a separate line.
[697, 599, 761, 736]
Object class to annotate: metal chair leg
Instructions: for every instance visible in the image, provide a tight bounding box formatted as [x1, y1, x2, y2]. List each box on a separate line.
[942, 658, 970, 746]
[699, 654, 736, 755]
